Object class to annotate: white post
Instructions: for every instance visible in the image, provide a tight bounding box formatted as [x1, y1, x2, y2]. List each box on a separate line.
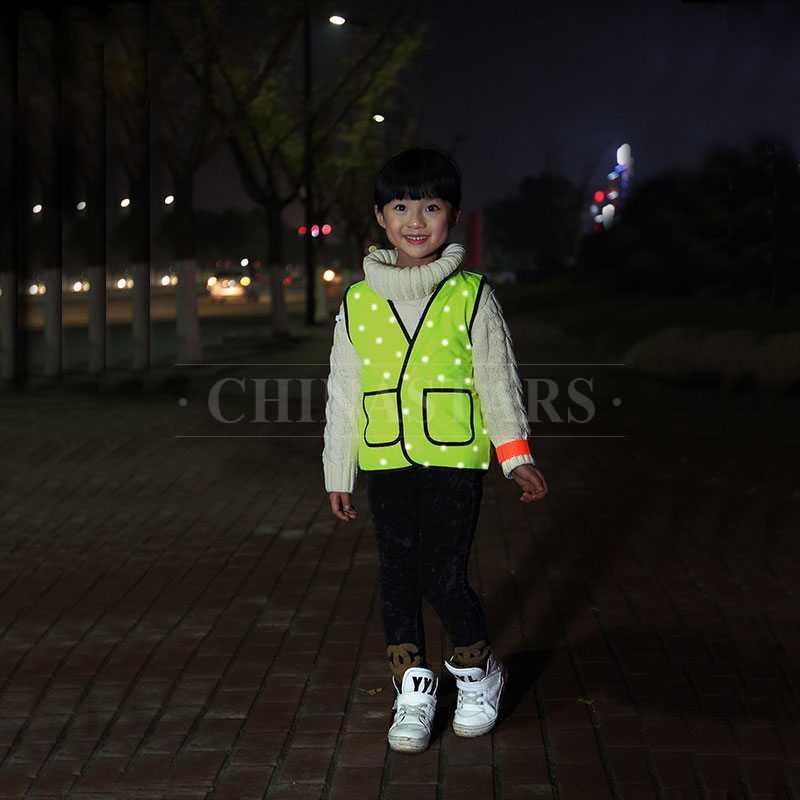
[176, 258, 202, 363]
[42, 267, 62, 377]
[131, 261, 150, 371]
[0, 272, 15, 381]
[86, 264, 106, 375]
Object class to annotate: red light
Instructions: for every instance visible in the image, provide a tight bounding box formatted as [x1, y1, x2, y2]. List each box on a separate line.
[322, 224, 332, 235]
[297, 225, 307, 235]
[311, 225, 320, 237]
[594, 191, 605, 203]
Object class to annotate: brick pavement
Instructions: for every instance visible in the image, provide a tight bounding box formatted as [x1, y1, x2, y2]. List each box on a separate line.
[0, 316, 799, 799]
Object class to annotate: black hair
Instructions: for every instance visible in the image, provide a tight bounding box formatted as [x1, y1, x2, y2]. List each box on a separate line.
[374, 148, 462, 213]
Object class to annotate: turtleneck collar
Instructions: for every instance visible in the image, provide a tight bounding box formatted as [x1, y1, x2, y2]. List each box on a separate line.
[362, 242, 466, 302]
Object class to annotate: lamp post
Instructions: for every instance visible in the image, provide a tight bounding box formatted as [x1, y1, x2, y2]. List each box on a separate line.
[304, 10, 386, 326]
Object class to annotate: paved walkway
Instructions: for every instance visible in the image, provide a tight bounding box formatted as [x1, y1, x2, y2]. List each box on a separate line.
[0, 312, 798, 800]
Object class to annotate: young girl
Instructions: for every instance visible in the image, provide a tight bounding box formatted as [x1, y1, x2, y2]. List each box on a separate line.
[322, 148, 548, 753]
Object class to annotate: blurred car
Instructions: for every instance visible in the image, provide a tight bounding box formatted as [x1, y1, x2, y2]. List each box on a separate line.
[206, 269, 258, 302]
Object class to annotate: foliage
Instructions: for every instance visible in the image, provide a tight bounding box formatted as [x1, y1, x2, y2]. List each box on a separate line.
[484, 171, 584, 275]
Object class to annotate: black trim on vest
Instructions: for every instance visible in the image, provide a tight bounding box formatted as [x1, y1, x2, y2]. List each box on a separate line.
[467, 275, 486, 346]
[342, 285, 353, 344]
[422, 388, 476, 446]
[386, 300, 411, 344]
[395, 273, 453, 467]
[362, 388, 401, 447]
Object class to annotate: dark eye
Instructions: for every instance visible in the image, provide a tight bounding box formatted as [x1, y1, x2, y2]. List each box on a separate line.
[393, 203, 406, 211]
[426, 204, 440, 212]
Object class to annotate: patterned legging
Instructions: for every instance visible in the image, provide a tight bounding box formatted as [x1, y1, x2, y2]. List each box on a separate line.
[366, 465, 490, 678]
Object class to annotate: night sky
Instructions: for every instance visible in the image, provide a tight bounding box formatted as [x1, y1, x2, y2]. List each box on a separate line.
[197, 0, 800, 215]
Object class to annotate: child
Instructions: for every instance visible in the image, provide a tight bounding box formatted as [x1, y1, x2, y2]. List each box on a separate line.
[322, 148, 548, 753]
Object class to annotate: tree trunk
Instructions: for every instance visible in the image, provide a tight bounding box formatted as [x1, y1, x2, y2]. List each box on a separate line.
[173, 169, 202, 363]
[266, 202, 289, 337]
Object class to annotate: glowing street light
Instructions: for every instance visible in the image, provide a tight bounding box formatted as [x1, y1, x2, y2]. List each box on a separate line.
[32, 204, 43, 214]
[240, 258, 249, 267]
[372, 114, 385, 123]
[164, 194, 175, 205]
[120, 197, 131, 208]
[76, 201, 87, 211]
[329, 14, 346, 25]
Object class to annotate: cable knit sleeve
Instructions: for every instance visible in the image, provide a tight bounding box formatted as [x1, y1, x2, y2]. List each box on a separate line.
[472, 284, 536, 478]
[322, 301, 362, 493]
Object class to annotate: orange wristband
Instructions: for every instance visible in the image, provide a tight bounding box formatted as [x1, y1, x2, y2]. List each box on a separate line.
[495, 439, 532, 463]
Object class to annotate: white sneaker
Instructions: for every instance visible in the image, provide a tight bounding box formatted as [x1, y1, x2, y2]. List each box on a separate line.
[445, 652, 506, 737]
[387, 666, 438, 753]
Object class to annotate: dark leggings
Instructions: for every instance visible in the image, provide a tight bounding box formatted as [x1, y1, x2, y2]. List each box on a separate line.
[366, 465, 489, 666]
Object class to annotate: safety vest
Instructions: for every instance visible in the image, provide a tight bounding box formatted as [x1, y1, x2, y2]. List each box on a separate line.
[343, 268, 491, 472]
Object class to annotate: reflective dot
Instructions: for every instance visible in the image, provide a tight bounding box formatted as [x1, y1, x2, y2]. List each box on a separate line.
[402, 407, 409, 415]
[481, 462, 489, 469]
[363, 358, 370, 365]
[437, 374, 445, 382]
[407, 443, 413, 450]
[464, 377, 472, 384]
[383, 371, 390, 379]
[457, 462, 464, 468]
[421, 355, 429, 363]
[449, 279, 456, 285]
[370, 303, 377, 310]
[395, 351, 402, 358]
[440, 445, 447, 451]
[454, 358, 461, 365]
[426, 320, 433, 328]
[466, 344, 472, 350]
[462, 290, 468, 296]
[441, 338, 448, 346]
[358, 324, 365, 332]
[482, 428, 487, 434]
[472, 445, 479, 452]
[458, 324, 465, 331]
[388, 316, 396, 323]
[403, 374, 409, 381]
[375, 336, 382, 344]
[424, 461, 430, 467]
[379, 458, 387, 465]
[444, 305, 450, 312]
[354, 292, 361, 299]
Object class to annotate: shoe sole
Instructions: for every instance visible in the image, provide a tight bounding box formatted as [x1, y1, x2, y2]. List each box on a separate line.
[452, 667, 507, 738]
[387, 733, 430, 753]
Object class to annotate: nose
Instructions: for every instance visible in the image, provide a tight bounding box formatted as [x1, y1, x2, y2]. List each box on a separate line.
[408, 207, 425, 227]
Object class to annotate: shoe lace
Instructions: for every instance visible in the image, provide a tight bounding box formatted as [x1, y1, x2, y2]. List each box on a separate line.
[395, 702, 430, 726]
[457, 685, 486, 710]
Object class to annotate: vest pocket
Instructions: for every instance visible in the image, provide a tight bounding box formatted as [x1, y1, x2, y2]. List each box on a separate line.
[422, 388, 475, 446]
[362, 389, 400, 446]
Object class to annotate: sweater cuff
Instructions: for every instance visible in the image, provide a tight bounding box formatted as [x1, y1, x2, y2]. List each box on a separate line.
[501, 453, 536, 479]
[324, 461, 357, 494]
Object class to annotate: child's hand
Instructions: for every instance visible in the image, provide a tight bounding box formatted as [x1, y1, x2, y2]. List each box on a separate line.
[329, 492, 358, 522]
[510, 464, 548, 503]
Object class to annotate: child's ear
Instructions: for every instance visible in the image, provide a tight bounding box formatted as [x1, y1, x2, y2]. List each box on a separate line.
[373, 204, 386, 229]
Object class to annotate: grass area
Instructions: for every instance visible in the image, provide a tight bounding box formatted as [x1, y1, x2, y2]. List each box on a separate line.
[494, 277, 800, 359]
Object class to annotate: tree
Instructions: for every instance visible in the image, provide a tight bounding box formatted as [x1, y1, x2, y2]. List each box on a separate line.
[485, 171, 584, 275]
[163, 0, 425, 335]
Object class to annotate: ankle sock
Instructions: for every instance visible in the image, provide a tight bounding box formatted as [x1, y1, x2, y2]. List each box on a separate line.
[387, 642, 424, 681]
[450, 639, 491, 669]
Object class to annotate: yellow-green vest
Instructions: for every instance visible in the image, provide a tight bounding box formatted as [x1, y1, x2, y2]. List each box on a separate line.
[344, 269, 491, 472]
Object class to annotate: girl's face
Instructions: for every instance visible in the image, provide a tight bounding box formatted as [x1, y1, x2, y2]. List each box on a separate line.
[374, 196, 460, 268]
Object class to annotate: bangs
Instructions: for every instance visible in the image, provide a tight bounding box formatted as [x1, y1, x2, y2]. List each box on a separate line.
[374, 148, 461, 211]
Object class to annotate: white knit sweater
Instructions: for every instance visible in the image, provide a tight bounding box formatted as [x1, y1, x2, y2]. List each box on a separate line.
[322, 242, 535, 493]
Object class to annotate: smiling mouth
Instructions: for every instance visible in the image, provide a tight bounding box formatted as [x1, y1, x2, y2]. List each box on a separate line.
[403, 235, 429, 245]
